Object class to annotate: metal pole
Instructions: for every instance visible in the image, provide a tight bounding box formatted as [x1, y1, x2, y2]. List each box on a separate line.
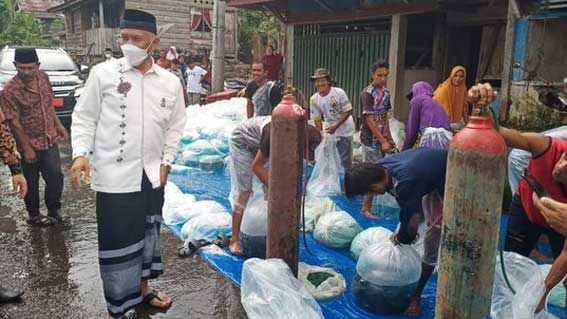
[266, 95, 306, 277]
[435, 114, 507, 319]
[211, 0, 225, 93]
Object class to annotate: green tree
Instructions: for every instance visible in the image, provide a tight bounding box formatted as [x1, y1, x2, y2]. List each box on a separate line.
[238, 9, 285, 64]
[0, 0, 46, 47]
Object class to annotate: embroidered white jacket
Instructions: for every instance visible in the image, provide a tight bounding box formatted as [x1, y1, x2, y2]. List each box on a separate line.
[71, 58, 186, 193]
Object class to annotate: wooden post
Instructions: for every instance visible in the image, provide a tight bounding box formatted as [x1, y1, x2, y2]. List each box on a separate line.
[432, 13, 447, 86]
[388, 14, 407, 121]
[285, 24, 294, 87]
[98, 0, 104, 28]
[212, 0, 226, 93]
[500, 0, 520, 122]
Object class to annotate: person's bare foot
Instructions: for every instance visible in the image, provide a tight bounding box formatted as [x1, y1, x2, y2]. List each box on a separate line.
[229, 240, 243, 255]
[360, 209, 380, 220]
[404, 297, 421, 317]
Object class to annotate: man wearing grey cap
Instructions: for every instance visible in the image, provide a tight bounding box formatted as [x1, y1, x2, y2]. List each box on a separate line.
[309, 68, 355, 170]
[70, 9, 186, 318]
[0, 47, 68, 226]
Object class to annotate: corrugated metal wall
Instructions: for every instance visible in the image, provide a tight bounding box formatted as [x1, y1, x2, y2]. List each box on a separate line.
[293, 25, 390, 124]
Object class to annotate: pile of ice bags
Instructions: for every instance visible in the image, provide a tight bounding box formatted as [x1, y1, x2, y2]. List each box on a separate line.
[163, 182, 231, 243]
[176, 98, 248, 171]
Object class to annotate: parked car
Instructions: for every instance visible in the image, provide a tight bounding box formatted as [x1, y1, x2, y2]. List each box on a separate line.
[0, 47, 86, 127]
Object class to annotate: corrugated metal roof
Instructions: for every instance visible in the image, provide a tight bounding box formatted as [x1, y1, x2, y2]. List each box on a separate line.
[17, 0, 64, 19]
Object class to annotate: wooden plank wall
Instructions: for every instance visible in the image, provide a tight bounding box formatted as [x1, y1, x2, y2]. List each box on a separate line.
[127, 0, 192, 49]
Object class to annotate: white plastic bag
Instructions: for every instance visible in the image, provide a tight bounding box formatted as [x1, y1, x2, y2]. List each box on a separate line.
[313, 210, 363, 248]
[356, 241, 422, 287]
[298, 262, 346, 301]
[491, 252, 558, 319]
[353, 241, 421, 315]
[350, 227, 393, 260]
[163, 182, 197, 225]
[389, 117, 406, 151]
[303, 196, 336, 232]
[241, 258, 324, 319]
[241, 194, 267, 237]
[372, 193, 400, 219]
[180, 200, 231, 241]
[307, 134, 344, 197]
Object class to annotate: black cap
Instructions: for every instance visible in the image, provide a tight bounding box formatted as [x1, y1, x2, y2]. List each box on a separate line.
[120, 9, 157, 34]
[104, 47, 112, 53]
[14, 47, 39, 64]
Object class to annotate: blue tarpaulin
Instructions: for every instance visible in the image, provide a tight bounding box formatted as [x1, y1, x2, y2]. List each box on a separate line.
[167, 167, 563, 319]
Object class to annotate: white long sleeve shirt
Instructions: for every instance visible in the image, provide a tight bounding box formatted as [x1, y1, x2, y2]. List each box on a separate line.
[71, 58, 186, 193]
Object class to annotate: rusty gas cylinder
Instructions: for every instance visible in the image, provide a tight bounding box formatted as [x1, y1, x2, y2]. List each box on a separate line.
[435, 114, 507, 319]
[266, 94, 306, 277]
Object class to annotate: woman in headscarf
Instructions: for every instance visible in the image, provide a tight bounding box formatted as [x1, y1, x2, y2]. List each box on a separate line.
[402, 81, 452, 151]
[433, 66, 468, 131]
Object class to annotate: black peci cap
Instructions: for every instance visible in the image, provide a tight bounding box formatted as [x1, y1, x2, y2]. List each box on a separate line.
[14, 47, 39, 64]
[120, 9, 157, 34]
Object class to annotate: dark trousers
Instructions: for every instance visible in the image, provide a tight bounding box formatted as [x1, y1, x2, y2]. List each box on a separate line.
[505, 194, 565, 259]
[21, 145, 64, 217]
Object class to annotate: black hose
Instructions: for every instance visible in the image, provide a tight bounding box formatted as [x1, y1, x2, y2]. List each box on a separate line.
[301, 107, 314, 256]
[499, 235, 516, 294]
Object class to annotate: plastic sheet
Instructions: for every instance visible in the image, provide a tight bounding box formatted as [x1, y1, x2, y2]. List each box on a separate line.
[166, 134, 565, 319]
[241, 258, 324, 319]
[179, 200, 231, 241]
[298, 262, 346, 301]
[350, 227, 393, 260]
[307, 134, 344, 197]
[313, 210, 363, 248]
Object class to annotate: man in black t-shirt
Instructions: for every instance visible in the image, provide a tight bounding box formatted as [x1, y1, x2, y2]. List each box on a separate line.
[244, 62, 282, 118]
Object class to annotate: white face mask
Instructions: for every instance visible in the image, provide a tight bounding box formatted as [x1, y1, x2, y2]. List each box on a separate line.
[120, 38, 154, 67]
[104, 53, 112, 59]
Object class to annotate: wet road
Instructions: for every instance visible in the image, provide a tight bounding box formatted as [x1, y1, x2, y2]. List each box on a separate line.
[0, 142, 246, 319]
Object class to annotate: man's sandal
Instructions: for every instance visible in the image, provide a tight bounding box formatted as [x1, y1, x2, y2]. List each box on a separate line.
[26, 215, 58, 227]
[142, 290, 171, 309]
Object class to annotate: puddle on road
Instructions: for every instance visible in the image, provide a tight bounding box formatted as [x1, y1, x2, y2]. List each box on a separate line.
[0, 142, 246, 319]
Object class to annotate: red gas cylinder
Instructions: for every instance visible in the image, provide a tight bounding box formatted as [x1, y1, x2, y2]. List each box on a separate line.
[266, 94, 306, 277]
[435, 115, 507, 319]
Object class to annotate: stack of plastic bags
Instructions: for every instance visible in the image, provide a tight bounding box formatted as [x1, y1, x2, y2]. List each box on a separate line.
[176, 97, 248, 172]
[163, 182, 232, 243]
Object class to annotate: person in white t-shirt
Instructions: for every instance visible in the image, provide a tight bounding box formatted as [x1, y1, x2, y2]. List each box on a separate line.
[186, 58, 207, 105]
[309, 68, 355, 169]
